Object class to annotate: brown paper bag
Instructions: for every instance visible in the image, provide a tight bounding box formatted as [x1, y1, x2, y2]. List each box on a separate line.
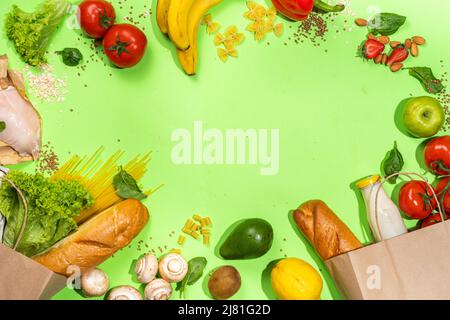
[0, 244, 67, 300]
[326, 219, 450, 300]
[0, 175, 66, 300]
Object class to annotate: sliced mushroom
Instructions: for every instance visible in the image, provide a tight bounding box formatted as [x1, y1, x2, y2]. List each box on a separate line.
[158, 253, 188, 283]
[107, 286, 143, 300]
[135, 253, 158, 284]
[80, 268, 109, 297]
[144, 279, 172, 300]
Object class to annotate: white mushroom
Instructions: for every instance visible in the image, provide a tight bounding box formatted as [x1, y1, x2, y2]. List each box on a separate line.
[144, 279, 172, 300]
[107, 286, 143, 300]
[135, 253, 158, 284]
[80, 268, 110, 297]
[158, 253, 188, 283]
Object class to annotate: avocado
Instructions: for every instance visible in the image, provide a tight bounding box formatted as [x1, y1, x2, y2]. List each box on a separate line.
[220, 218, 273, 260]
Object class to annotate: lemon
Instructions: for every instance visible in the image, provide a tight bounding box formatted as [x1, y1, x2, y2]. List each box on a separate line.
[270, 257, 323, 300]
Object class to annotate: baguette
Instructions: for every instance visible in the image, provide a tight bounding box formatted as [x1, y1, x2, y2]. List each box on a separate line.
[293, 200, 362, 260]
[33, 199, 149, 276]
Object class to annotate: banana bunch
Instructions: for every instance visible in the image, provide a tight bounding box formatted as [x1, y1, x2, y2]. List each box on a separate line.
[157, 0, 224, 75]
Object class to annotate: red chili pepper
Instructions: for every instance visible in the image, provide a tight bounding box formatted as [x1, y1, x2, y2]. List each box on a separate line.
[279, 0, 314, 16]
[361, 39, 385, 60]
[387, 45, 409, 66]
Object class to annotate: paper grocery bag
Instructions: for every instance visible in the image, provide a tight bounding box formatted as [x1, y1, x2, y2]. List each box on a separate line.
[325, 220, 450, 300]
[0, 244, 67, 300]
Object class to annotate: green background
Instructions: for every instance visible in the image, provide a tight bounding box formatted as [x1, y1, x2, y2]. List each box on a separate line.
[1, 0, 449, 300]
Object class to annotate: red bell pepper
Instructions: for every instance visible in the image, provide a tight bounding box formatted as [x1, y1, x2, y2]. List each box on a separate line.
[279, 0, 314, 16]
[271, 0, 309, 21]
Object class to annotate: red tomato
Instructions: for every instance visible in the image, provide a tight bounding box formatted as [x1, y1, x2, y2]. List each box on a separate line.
[420, 212, 450, 228]
[398, 181, 437, 219]
[436, 177, 450, 213]
[271, 0, 308, 21]
[103, 24, 147, 68]
[78, 0, 116, 39]
[424, 136, 450, 176]
[278, 0, 314, 15]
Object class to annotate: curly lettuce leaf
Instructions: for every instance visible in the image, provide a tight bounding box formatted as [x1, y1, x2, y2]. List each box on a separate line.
[0, 171, 93, 257]
[4, 0, 70, 66]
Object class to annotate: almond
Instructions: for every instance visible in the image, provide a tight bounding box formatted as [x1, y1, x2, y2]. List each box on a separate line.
[355, 18, 368, 27]
[374, 54, 383, 64]
[367, 33, 376, 40]
[378, 36, 390, 45]
[412, 36, 426, 45]
[381, 53, 388, 65]
[411, 42, 419, 57]
[404, 38, 412, 49]
[390, 41, 401, 48]
[390, 63, 403, 72]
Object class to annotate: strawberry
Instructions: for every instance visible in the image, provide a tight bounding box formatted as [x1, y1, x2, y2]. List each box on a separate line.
[360, 39, 385, 60]
[386, 44, 409, 66]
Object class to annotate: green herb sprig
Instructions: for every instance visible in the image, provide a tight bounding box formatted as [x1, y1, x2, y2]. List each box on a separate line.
[113, 166, 147, 200]
[407, 67, 444, 94]
[368, 13, 406, 36]
[176, 257, 207, 298]
[56, 48, 83, 67]
[382, 141, 404, 183]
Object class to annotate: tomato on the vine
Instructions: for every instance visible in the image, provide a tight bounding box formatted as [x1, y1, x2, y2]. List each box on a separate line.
[398, 180, 437, 219]
[436, 177, 450, 213]
[78, 0, 116, 39]
[103, 24, 147, 68]
[424, 136, 450, 176]
[420, 212, 450, 228]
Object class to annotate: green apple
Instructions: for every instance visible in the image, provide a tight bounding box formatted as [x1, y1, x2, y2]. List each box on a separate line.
[403, 96, 445, 138]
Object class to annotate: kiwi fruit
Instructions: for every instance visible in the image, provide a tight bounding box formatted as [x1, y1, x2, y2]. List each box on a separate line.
[208, 265, 241, 300]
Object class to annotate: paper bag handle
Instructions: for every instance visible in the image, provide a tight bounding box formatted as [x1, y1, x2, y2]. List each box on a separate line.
[373, 172, 446, 240]
[0, 176, 28, 250]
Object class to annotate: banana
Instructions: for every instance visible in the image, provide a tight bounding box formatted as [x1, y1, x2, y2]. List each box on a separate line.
[168, 0, 197, 50]
[177, 0, 224, 75]
[156, 0, 171, 34]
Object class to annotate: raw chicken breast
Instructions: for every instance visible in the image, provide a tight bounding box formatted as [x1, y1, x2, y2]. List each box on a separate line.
[0, 86, 41, 159]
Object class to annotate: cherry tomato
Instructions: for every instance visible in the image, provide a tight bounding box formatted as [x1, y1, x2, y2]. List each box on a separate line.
[436, 177, 450, 213]
[103, 24, 147, 68]
[398, 181, 437, 220]
[424, 136, 450, 176]
[78, 0, 116, 39]
[278, 0, 314, 16]
[420, 212, 450, 228]
[271, 0, 308, 21]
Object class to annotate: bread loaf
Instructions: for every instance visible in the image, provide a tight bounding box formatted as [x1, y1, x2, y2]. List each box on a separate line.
[293, 200, 362, 260]
[33, 199, 149, 276]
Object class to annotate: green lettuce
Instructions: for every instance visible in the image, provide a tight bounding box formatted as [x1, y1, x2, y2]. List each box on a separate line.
[4, 0, 71, 66]
[0, 171, 93, 257]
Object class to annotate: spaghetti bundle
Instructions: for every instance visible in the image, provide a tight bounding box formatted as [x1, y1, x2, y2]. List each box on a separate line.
[51, 147, 154, 224]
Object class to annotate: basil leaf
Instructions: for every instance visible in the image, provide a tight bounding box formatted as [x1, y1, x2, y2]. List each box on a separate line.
[368, 13, 406, 36]
[0, 121, 6, 133]
[176, 257, 207, 298]
[55, 48, 83, 67]
[382, 141, 404, 183]
[407, 67, 444, 94]
[113, 167, 147, 200]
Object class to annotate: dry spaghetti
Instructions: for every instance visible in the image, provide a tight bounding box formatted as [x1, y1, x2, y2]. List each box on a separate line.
[51, 147, 156, 224]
